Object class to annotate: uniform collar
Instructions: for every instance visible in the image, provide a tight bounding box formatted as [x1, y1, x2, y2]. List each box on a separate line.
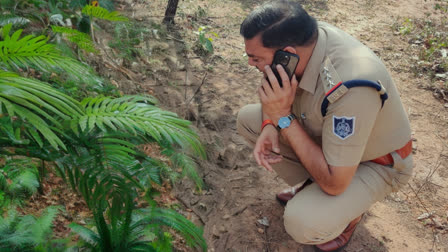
[298, 27, 327, 94]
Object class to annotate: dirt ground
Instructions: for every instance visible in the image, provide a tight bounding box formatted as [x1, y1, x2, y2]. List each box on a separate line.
[101, 0, 448, 251]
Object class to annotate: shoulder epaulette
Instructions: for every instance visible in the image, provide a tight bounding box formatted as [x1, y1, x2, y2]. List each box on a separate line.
[320, 57, 388, 117]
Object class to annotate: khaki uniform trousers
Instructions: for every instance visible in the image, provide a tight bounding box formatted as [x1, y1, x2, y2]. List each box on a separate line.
[236, 104, 413, 245]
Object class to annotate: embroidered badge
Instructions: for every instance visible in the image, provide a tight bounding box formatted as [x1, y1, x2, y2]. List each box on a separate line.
[333, 116, 355, 140]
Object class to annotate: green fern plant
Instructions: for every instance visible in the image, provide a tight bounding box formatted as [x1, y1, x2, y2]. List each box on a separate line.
[0, 24, 102, 86]
[51, 26, 97, 53]
[82, 5, 128, 22]
[54, 131, 206, 251]
[1, 70, 207, 251]
[168, 151, 204, 191]
[0, 0, 16, 11]
[0, 157, 39, 213]
[81, 4, 128, 42]
[70, 207, 207, 251]
[0, 206, 61, 251]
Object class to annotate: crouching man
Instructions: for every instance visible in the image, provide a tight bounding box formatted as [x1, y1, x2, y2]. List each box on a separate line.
[236, 1, 413, 251]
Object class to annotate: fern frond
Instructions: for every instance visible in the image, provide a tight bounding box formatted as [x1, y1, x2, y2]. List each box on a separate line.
[170, 153, 204, 191]
[0, 158, 39, 212]
[0, 24, 102, 86]
[31, 206, 61, 244]
[51, 26, 97, 53]
[10, 170, 39, 196]
[79, 95, 205, 157]
[0, 207, 59, 251]
[0, 0, 15, 11]
[0, 116, 30, 145]
[69, 223, 100, 246]
[0, 70, 84, 150]
[82, 5, 128, 22]
[135, 207, 207, 251]
[140, 158, 163, 186]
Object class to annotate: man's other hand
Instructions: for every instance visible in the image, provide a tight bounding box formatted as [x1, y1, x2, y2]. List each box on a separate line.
[253, 125, 283, 172]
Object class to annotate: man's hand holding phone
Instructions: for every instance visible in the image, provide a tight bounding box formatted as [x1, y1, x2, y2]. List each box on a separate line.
[259, 64, 299, 124]
[267, 50, 300, 88]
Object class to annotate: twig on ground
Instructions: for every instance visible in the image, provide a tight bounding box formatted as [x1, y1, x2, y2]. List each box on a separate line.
[231, 205, 247, 216]
[186, 72, 208, 106]
[166, 35, 184, 43]
[101, 47, 137, 81]
[264, 226, 271, 252]
[103, 62, 137, 81]
[408, 182, 439, 250]
[184, 69, 188, 101]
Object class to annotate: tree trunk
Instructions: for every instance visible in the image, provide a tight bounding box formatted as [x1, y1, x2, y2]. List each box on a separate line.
[163, 0, 180, 24]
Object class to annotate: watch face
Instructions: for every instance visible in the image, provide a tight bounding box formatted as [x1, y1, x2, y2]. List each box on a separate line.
[278, 117, 291, 129]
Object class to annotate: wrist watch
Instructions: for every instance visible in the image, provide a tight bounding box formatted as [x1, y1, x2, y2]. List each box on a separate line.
[276, 113, 297, 130]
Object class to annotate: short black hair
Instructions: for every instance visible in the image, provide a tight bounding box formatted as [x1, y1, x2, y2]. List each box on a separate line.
[240, 0, 318, 48]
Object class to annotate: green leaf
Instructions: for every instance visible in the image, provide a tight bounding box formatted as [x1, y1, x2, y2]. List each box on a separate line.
[0, 25, 102, 86]
[69, 223, 100, 246]
[205, 40, 213, 53]
[52, 26, 97, 53]
[82, 5, 128, 22]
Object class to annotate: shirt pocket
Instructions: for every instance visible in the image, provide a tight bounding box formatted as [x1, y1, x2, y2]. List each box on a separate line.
[300, 93, 323, 140]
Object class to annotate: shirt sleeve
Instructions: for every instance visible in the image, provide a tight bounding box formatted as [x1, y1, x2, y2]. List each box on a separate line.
[322, 86, 382, 167]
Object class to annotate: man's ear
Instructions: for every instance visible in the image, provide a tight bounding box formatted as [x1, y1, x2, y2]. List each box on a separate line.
[283, 46, 297, 55]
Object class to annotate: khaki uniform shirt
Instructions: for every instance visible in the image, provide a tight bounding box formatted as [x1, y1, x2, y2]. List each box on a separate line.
[292, 22, 411, 167]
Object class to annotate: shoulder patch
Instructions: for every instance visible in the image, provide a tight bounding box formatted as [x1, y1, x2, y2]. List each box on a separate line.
[333, 116, 355, 140]
[320, 57, 342, 94]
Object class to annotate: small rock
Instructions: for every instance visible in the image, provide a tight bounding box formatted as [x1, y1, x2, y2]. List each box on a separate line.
[444, 103, 448, 109]
[212, 225, 220, 238]
[219, 226, 227, 233]
[131, 62, 139, 72]
[152, 29, 160, 40]
[257, 228, 264, 234]
[50, 14, 64, 26]
[257, 217, 270, 227]
[222, 214, 231, 220]
[418, 211, 434, 220]
[435, 73, 447, 79]
[65, 18, 72, 27]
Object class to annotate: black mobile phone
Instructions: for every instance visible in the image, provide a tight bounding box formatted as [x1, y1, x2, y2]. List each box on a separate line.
[268, 50, 300, 87]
